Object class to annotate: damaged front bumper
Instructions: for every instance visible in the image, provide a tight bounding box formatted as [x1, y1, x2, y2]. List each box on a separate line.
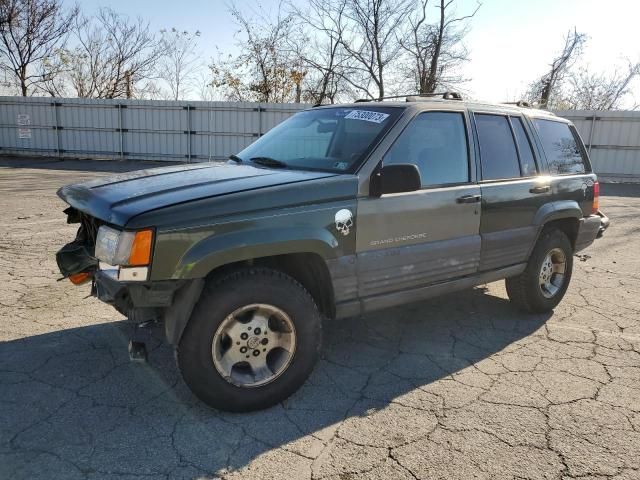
[57, 241, 203, 346]
[92, 269, 203, 345]
[93, 269, 179, 315]
[56, 207, 204, 346]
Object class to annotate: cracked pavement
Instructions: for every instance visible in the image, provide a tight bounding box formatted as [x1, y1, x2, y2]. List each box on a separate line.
[1, 157, 639, 480]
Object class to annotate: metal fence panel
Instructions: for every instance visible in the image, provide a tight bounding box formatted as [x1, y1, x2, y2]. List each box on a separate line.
[555, 110, 640, 177]
[1, 97, 638, 179]
[0, 96, 307, 162]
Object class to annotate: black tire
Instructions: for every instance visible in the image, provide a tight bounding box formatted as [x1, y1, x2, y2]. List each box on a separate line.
[506, 229, 574, 313]
[177, 267, 322, 412]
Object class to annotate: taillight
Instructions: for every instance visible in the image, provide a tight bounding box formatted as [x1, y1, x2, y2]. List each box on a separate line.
[592, 181, 600, 214]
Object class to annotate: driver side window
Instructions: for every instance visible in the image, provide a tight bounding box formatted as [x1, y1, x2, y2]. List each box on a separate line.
[257, 119, 336, 161]
[384, 111, 469, 188]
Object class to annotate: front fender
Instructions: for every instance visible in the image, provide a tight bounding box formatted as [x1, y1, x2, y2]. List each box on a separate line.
[173, 226, 340, 279]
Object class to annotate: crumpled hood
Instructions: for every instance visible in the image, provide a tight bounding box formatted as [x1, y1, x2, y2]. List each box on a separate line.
[57, 163, 339, 226]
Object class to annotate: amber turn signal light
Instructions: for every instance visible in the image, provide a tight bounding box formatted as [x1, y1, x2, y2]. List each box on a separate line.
[128, 229, 154, 266]
[69, 271, 92, 285]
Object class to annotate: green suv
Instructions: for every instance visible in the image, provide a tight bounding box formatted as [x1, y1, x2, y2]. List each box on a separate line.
[56, 94, 607, 412]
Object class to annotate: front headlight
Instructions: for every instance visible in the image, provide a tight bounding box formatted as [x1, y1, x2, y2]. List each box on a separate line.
[95, 226, 153, 266]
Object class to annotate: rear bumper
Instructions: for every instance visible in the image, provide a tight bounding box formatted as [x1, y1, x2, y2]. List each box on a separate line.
[596, 210, 610, 238]
[575, 214, 605, 252]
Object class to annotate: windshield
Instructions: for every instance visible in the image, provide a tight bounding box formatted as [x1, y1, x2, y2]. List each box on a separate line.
[235, 106, 402, 173]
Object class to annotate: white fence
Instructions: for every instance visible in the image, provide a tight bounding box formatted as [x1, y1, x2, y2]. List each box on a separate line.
[1, 97, 638, 178]
[0, 96, 307, 162]
[555, 110, 640, 179]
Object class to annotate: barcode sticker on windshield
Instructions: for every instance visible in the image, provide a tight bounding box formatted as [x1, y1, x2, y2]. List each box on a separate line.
[344, 110, 389, 123]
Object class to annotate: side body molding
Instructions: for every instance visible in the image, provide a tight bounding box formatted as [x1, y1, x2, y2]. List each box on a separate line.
[173, 226, 340, 279]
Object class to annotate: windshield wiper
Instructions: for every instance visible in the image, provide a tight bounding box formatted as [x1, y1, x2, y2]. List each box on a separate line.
[228, 154, 243, 163]
[250, 156, 288, 168]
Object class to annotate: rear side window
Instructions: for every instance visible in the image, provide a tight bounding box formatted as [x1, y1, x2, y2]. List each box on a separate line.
[384, 111, 469, 187]
[510, 117, 537, 176]
[533, 119, 586, 174]
[475, 114, 521, 180]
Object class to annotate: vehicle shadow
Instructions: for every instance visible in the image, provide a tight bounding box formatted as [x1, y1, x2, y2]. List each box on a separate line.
[600, 182, 640, 198]
[0, 286, 550, 478]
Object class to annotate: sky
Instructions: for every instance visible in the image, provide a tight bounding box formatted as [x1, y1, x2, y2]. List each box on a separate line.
[69, 0, 640, 104]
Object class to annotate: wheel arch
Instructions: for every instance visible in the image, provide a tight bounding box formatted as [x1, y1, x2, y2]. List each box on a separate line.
[165, 252, 336, 346]
[205, 252, 336, 319]
[532, 201, 583, 251]
[539, 217, 580, 249]
[172, 227, 339, 279]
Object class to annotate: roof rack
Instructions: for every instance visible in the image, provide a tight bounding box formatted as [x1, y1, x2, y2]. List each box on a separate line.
[354, 91, 463, 103]
[502, 100, 531, 108]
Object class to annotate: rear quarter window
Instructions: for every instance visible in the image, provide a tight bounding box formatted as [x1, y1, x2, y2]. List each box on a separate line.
[533, 119, 587, 174]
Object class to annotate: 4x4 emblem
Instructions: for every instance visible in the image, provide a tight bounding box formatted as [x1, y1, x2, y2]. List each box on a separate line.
[335, 209, 354, 236]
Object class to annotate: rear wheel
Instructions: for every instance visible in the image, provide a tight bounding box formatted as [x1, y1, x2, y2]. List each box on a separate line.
[177, 268, 322, 412]
[506, 229, 574, 313]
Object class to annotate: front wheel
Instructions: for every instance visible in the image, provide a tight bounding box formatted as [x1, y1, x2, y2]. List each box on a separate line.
[177, 268, 322, 412]
[506, 229, 574, 313]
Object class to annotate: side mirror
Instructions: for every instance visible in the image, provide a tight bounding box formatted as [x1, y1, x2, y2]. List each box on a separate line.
[377, 164, 422, 195]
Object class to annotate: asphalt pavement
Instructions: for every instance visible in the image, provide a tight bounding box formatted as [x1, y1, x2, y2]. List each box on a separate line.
[1, 157, 639, 480]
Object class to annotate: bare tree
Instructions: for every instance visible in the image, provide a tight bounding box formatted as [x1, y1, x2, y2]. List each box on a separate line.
[562, 61, 640, 110]
[195, 67, 218, 101]
[528, 28, 586, 108]
[339, 0, 414, 100]
[35, 45, 69, 96]
[289, 0, 353, 104]
[60, 8, 163, 99]
[210, 3, 301, 103]
[401, 0, 479, 94]
[158, 28, 201, 100]
[209, 55, 246, 101]
[0, 0, 78, 95]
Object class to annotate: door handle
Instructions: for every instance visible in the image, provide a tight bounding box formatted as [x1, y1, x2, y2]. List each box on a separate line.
[456, 194, 482, 204]
[529, 185, 551, 194]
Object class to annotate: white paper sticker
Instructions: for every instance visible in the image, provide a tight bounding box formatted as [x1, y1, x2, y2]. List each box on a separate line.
[344, 110, 389, 124]
[334, 161, 349, 170]
[17, 113, 30, 126]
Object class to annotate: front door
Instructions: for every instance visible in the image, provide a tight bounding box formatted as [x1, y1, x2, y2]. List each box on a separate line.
[356, 110, 481, 301]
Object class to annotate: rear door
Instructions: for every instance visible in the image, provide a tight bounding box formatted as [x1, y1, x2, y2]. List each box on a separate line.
[471, 112, 550, 271]
[355, 110, 481, 300]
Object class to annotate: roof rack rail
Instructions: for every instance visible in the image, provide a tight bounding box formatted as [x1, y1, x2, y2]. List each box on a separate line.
[502, 100, 531, 108]
[406, 91, 463, 101]
[354, 91, 463, 103]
